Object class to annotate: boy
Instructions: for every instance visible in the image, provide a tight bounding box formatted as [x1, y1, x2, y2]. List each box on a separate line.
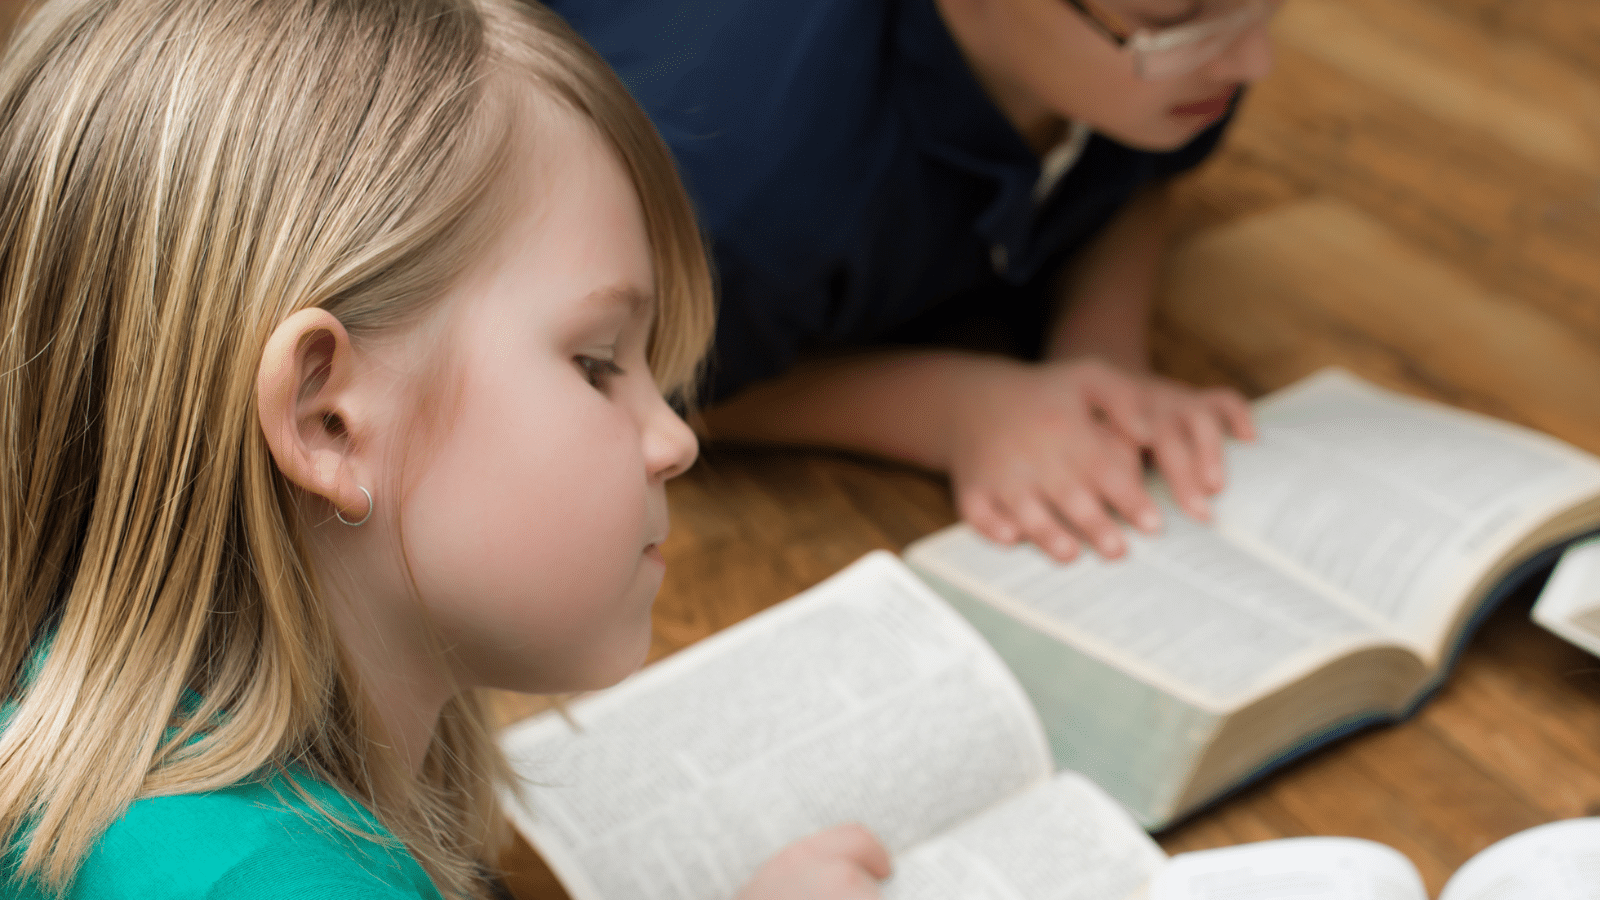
[551, 0, 1278, 561]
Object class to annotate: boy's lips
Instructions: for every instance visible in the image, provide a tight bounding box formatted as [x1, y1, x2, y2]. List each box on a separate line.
[1171, 87, 1239, 119]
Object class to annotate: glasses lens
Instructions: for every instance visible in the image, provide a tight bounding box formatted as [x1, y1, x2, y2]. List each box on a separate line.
[1130, 0, 1271, 80]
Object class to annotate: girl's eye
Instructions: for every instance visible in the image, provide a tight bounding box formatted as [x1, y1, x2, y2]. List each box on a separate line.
[575, 354, 625, 389]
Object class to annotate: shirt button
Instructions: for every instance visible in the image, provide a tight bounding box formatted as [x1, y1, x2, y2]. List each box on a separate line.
[990, 243, 1009, 274]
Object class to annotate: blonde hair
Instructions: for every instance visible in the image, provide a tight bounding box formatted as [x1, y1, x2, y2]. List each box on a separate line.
[0, 0, 712, 897]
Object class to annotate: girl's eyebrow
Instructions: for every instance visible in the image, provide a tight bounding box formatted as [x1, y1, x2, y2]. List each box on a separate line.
[581, 283, 651, 320]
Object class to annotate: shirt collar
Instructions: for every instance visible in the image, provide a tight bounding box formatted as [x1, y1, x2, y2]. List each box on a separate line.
[893, 0, 1042, 244]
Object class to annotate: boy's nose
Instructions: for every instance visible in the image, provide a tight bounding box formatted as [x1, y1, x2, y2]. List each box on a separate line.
[1205, 19, 1276, 84]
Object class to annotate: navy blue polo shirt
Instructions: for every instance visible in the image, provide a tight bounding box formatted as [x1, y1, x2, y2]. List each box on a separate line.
[548, 0, 1231, 401]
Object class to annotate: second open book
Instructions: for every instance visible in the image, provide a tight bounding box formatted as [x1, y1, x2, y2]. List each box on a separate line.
[907, 368, 1600, 827]
[1532, 535, 1600, 658]
[500, 552, 1600, 900]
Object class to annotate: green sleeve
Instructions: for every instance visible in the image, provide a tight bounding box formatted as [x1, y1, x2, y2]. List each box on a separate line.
[202, 841, 427, 900]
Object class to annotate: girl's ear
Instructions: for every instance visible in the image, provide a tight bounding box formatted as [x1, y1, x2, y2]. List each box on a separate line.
[257, 308, 372, 522]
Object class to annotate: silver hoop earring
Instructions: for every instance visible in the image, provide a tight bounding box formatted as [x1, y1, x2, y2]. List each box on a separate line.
[336, 486, 373, 527]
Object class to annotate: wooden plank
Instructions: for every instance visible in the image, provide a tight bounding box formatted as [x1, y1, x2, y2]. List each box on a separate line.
[1180, 81, 1600, 348]
[1429, 0, 1600, 80]
[1161, 198, 1600, 453]
[1276, 0, 1600, 177]
[1431, 600, 1600, 819]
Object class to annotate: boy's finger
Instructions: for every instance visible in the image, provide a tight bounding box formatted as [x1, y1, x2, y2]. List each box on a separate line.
[1152, 425, 1211, 521]
[1085, 421, 1160, 532]
[1054, 485, 1126, 559]
[959, 490, 1018, 545]
[1207, 388, 1256, 441]
[807, 824, 892, 880]
[1095, 462, 1162, 534]
[1182, 408, 1227, 494]
[1013, 492, 1080, 562]
[1076, 364, 1152, 444]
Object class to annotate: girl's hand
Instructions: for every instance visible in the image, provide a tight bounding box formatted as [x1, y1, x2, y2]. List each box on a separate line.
[947, 358, 1254, 562]
[737, 823, 891, 900]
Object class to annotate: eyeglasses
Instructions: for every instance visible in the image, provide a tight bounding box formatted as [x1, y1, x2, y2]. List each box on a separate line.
[1064, 0, 1278, 81]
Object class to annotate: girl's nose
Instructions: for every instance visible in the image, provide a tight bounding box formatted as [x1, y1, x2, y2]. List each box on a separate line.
[644, 394, 699, 481]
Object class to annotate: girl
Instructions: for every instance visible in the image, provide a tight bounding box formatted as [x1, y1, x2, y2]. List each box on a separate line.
[0, 1, 887, 897]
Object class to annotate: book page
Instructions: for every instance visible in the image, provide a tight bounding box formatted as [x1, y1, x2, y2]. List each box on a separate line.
[883, 771, 1165, 900]
[499, 552, 1053, 900]
[1439, 818, 1600, 900]
[1218, 370, 1600, 651]
[1148, 837, 1425, 900]
[907, 517, 1386, 710]
[1532, 537, 1600, 657]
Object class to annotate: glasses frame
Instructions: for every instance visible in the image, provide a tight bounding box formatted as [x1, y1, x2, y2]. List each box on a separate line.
[1062, 0, 1137, 46]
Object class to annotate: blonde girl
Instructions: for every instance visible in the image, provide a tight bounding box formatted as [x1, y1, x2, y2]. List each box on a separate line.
[0, 1, 888, 897]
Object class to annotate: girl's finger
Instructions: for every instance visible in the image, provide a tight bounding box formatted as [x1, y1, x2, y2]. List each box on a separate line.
[803, 823, 893, 881]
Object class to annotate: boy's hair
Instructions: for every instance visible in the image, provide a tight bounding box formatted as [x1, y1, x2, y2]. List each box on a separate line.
[0, 0, 712, 897]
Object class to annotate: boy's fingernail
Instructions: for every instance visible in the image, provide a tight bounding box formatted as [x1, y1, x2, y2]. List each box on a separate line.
[1101, 535, 1126, 557]
[1053, 537, 1076, 559]
[1138, 510, 1161, 532]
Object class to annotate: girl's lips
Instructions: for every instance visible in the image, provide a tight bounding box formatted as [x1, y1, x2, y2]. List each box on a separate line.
[1171, 88, 1239, 119]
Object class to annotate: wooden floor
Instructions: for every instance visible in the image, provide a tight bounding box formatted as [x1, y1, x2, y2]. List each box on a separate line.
[6, 0, 1600, 896]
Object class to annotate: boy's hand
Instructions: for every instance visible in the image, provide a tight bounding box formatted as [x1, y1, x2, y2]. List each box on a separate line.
[947, 358, 1254, 562]
[737, 823, 891, 900]
[1135, 369, 1257, 521]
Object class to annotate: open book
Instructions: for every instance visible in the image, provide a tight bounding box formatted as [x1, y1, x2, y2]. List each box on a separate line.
[497, 552, 1598, 900]
[1148, 820, 1600, 900]
[500, 553, 1168, 900]
[903, 368, 1600, 827]
[1532, 536, 1600, 657]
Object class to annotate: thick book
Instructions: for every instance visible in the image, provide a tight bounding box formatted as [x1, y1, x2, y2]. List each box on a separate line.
[497, 552, 1599, 900]
[903, 368, 1600, 827]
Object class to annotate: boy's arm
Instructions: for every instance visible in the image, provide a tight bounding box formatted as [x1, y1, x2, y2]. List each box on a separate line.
[703, 187, 1251, 562]
[1045, 184, 1170, 369]
[704, 348, 1167, 561]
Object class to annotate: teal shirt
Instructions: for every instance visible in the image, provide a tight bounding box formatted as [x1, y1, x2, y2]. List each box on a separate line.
[2, 643, 443, 900]
[4, 636, 443, 898]
[7, 769, 445, 900]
